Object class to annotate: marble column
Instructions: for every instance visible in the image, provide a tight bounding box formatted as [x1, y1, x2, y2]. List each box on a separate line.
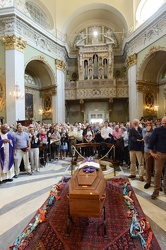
[126, 53, 138, 121]
[54, 59, 66, 124]
[2, 35, 26, 124]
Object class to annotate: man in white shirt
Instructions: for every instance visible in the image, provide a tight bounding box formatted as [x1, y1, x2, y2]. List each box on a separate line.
[100, 121, 113, 156]
[101, 121, 113, 143]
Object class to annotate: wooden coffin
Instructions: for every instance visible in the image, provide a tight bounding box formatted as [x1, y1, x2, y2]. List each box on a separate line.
[68, 162, 106, 217]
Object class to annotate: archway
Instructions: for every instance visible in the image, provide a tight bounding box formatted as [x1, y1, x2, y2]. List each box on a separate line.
[137, 48, 166, 118]
[24, 59, 56, 121]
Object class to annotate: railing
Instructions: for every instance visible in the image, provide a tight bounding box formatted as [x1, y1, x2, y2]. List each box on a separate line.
[65, 78, 128, 100]
[65, 78, 128, 89]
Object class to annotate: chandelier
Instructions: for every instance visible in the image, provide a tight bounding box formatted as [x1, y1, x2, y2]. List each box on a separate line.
[10, 85, 24, 99]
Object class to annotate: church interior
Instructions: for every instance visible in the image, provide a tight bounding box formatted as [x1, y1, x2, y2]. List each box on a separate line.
[0, 0, 166, 249]
[0, 0, 165, 125]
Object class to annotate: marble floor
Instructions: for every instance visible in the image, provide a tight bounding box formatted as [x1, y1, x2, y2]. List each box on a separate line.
[0, 158, 166, 250]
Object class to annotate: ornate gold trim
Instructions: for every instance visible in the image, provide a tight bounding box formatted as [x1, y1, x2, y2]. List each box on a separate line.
[2, 35, 27, 52]
[136, 80, 159, 93]
[40, 85, 57, 97]
[0, 75, 6, 112]
[55, 59, 66, 72]
[126, 53, 137, 68]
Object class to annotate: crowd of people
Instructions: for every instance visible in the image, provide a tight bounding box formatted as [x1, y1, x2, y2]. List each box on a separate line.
[0, 116, 166, 200]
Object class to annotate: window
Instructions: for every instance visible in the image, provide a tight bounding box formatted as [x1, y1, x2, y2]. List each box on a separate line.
[136, 0, 165, 23]
[26, 1, 51, 29]
[24, 74, 37, 86]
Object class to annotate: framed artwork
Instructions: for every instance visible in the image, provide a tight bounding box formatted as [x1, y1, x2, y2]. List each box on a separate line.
[25, 93, 33, 119]
[44, 95, 51, 112]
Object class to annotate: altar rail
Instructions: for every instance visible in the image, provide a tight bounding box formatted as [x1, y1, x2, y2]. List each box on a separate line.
[71, 142, 115, 162]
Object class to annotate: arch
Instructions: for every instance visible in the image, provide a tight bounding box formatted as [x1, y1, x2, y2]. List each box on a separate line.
[137, 47, 166, 82]
[25, 56, 56, 88]
[62, 3, 128, 42]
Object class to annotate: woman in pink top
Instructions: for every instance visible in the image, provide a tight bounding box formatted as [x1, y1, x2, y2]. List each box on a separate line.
[112, 125, 122, 141]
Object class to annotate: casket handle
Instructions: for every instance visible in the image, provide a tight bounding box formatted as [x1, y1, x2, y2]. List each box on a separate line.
[100, 194, 106, 201]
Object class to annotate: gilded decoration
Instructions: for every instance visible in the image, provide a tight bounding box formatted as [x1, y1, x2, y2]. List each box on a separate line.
[136, 81, 159, 94]
[40, 85, 56, 117]
[0, 77, 5, 111]
[126, 53, 137, 68]
[2, 35, 27, 52]
[55, 59, 66, 72]
[136, 81, 159, 115]
[40, 85, 57, 98]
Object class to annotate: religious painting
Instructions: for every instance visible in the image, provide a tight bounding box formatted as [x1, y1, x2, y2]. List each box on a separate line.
[25, 93, 33, 119]
[44, 95, 51, 112]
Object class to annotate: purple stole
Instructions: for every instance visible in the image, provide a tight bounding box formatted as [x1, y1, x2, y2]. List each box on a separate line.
[0, 133, 15, 171]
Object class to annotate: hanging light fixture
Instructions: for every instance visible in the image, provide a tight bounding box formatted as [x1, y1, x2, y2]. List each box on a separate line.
[38, 108, 44, 115]
[10, 84, 24, 99]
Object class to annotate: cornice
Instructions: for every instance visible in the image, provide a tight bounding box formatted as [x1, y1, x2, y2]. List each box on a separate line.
[0, 9, 68, 61]
[123, 6, 166, 56]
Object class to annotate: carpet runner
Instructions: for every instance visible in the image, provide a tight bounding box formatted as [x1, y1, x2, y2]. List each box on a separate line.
[9, 177, 161, 250]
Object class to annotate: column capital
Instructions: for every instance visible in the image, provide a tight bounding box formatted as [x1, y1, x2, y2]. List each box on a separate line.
[126, 53, 137, 68]
[2, 35, 27, 52]
[55, 59, 66, 72]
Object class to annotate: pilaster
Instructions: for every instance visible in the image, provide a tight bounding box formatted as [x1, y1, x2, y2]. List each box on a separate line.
[2, 35, 27, 124]
[55, 59, 66, 123]
[126, 53, 138, 121]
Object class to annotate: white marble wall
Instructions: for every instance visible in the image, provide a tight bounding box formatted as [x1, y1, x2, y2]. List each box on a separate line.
[53, 69, 65, 124]
[6, 49, 25, 124]
[128, 65, 137, 122]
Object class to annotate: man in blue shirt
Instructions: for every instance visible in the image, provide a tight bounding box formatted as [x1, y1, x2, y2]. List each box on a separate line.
[13, 123, 32, 177]
[148, 116, 166, 199]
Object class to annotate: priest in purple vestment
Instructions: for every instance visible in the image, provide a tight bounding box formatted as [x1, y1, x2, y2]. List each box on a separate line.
[0, 124, 16, 182]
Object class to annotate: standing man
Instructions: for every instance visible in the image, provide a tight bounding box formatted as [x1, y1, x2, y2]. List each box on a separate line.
[0, 124, 15, 182]
[29, 128, 40, 172]
[101, 121, 113, 143]
[100, 121, 113, 157]
[149, 116, 166, 199]
[142, 118, 154, 189]
[128, 119, 144, 181]
[13, 123, 32, 177]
